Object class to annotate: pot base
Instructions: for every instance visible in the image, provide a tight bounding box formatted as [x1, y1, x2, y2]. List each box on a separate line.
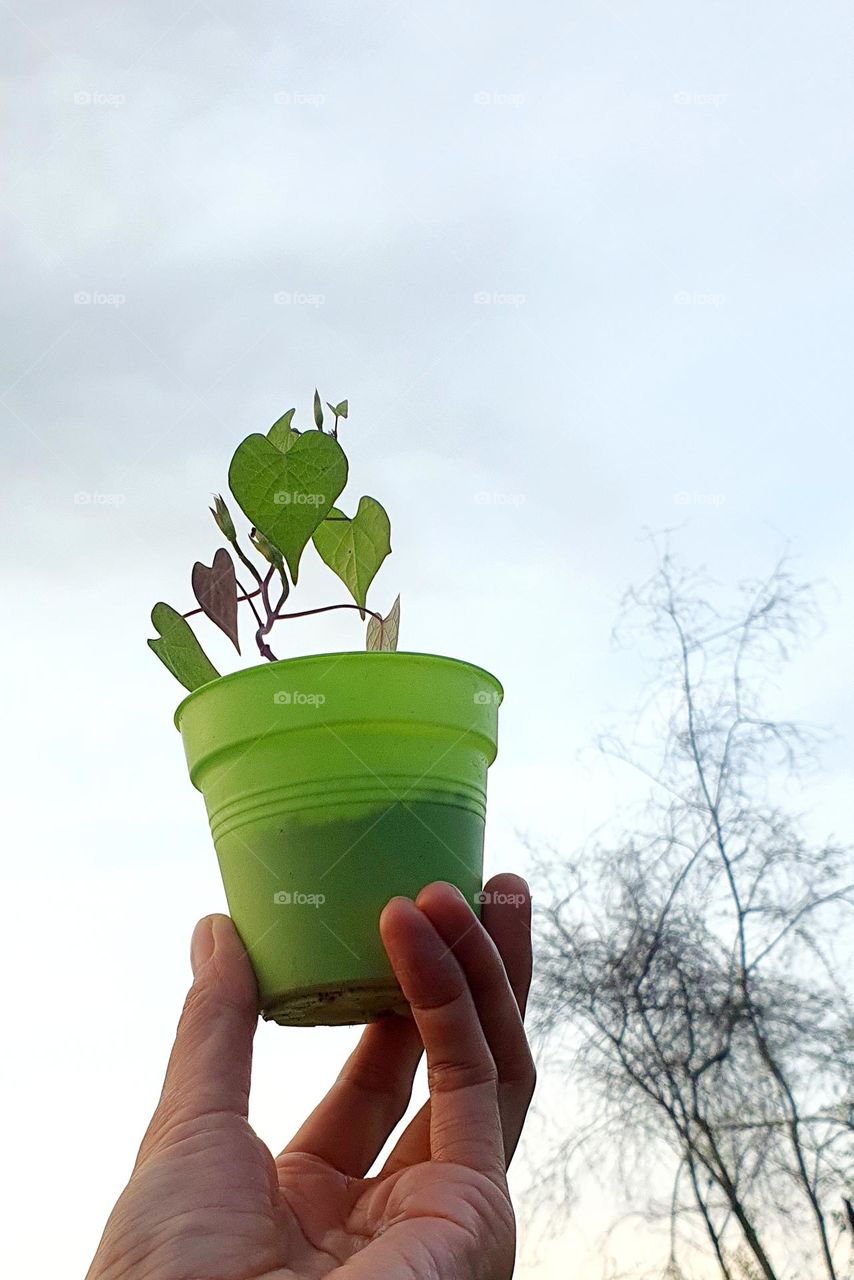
[261, 979, 411, 1027]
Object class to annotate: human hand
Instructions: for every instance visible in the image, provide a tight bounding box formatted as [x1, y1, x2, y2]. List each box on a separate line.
[87, 874, 535, 1280]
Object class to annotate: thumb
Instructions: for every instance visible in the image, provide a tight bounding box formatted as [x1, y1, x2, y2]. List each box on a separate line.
[140, 914, 259, 1158]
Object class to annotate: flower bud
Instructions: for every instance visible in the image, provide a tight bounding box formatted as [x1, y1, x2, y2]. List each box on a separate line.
[209, 493, 237, 542]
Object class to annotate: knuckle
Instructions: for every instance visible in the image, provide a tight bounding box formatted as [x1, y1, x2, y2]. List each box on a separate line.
[177, 976, 243, 1040]
[180, 978, 212, 1027]
[427, 1056, 498, 1093]
[519, 1045, 537, 1085]
[342, 1058, 411, 1109]
[396, 965, 467, 1013]
[172, 986, 211, 1051]
[505, 1051, 536, 1084]
[497, 1038, 537, 1093]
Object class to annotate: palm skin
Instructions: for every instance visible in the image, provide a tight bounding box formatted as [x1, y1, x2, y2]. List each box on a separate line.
[88, 876, 535, 1280]
[97, 1111, 514, 1280]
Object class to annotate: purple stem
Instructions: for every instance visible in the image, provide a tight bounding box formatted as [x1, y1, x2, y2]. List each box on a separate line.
[273, 602, 383, 624]
[235, 578, 265, 630]
[253, 567, 279, 661]
[183, 585, 262, 622]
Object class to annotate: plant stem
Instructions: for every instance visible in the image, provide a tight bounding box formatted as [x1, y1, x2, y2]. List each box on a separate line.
[231, 537, 264, 587]
[273, 602, 383, 624]
[255, 567, 278, 661]
[192, 532, 383, 662]
[235, 579, 265, 630]
[183, 587, 262, 621]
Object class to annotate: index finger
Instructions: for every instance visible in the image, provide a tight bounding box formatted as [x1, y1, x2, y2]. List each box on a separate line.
[379, 896, 505, 1182]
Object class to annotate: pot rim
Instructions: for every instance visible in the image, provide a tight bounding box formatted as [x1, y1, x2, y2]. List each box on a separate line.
[173, 648, 503, 730]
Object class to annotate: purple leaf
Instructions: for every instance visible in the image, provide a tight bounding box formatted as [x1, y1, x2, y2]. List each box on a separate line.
[191, 547, 241, 652]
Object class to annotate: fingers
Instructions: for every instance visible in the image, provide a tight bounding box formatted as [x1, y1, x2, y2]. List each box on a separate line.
[379, 896, 506, 1181]
[480, 873, 534, 1016]
[380, 876, 534, 1176]
[137, 915, 258, 1162]
[278, 1015, 423, 1177]
[420, 879, 535, 1160]
[379, 1100, 431, 1176]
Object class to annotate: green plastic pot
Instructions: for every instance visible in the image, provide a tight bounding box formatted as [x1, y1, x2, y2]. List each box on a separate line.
[175, 651, 502, 1027]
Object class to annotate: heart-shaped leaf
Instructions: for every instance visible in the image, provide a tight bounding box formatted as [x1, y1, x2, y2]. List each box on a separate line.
[366, 593, 400, 652]
[268, 408, 298, 452]
[191, 547, 240, 652]
[312, 495, 391, 615]
[228, 431, 348, 583]
[148, 603, 220, 692]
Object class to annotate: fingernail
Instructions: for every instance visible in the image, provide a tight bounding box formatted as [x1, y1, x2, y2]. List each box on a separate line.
[190, 917, 215, 977]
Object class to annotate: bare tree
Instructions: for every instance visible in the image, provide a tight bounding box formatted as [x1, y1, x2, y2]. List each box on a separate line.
[530, 548, 854, 1279]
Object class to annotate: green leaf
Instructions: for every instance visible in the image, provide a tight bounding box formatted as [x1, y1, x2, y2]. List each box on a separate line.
[268, 408, 298, 452]
[148, 602, 220, 692]
[228, 431, 348, 583]
[191, 547, 240, 652]
[313, 389, 324, 430]
[366, 593, 400, 652]
[312, 495, 391, 615]
[326, 399, 348, 419]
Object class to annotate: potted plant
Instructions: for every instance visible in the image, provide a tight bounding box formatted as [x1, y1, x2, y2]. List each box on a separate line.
[149, 393, 503, 1026]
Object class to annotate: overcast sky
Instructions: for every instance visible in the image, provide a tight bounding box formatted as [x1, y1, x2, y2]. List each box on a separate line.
[2, 2, 853, 1276]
